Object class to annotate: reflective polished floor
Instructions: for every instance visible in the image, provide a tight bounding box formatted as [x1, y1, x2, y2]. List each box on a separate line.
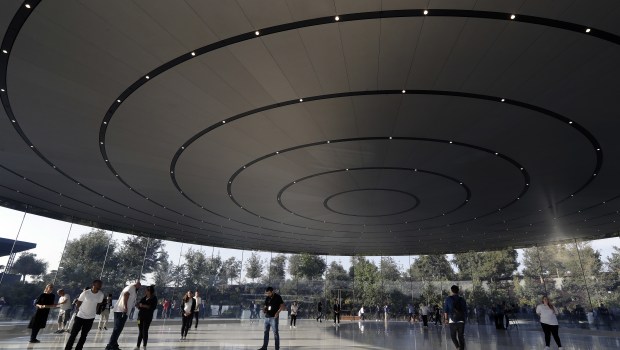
[0, 318, 619, 349]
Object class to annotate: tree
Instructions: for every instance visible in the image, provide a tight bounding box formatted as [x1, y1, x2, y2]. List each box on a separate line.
[452, 248, 518, 282]
[221, 257, 241, 284]
[289, 253, 326, 280]
[57, 229, 118, 290]
[245, 252, 263, 282]
[409, 255, 455, 281]
[152, 258, 174, 288]
[380, 257, 402, 281]
[184, 248, 209, 288]
[12, 252, 48, 282]
[350, 256, 381, 307]
[268, 254, 287, 282]
[326, 261, 350, 283]
[116, 236, 166, 283]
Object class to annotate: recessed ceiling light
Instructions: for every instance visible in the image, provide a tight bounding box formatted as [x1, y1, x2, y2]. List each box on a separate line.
[585, 28, 591, 33]
[25, 4, 31, 9]
[346, 168, 349, 171]
[11, 119, 15, 122]
[117, 99, 121, 103]
[335, 16, 340, 21]
[569, 121, 573, 124]
[389, 137, 392, 140]
[299, 98, 303, 102]
[597, 148, 600, 151]
[327, 140, 330, 143]
[255, 31, 260, 36]
[510, 14, 516, 20]
[0, 88, 5, 92]
[500, 98, 505, 102]
[100, 142, 103, 145]
[191, 52, 196, 56]
[222, 120, 226, 124]
[276, 151, 279, 154]
[495, 152, 499, 155]
[423, 10, 428, 15]
[145, 75, 150, 79]
[449, 141, 453, 144]
[1, 50, 7, 54]
[103, 121, 107, 124]
[401, 90, 406, 93]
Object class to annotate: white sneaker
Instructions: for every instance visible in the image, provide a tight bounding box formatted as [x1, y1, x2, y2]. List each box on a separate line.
[289, 326, 292, 329]
[293, 326, 296, 328]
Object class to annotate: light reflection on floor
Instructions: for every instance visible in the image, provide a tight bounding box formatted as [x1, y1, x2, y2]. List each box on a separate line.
[0, 319, 618, 349]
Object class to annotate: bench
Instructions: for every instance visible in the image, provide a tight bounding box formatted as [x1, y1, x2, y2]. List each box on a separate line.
[340, 315, 361, 321]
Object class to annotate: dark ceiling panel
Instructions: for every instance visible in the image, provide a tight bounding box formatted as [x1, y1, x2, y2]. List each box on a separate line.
[1, 1, 619, 255]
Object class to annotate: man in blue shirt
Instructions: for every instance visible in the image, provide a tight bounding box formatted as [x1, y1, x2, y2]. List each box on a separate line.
[444, 285, 467, 350]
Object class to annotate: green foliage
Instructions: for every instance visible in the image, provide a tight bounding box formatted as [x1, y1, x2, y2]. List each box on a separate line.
[184, 248, 209, 288]
[409, 255, 455, 281]
[350, 256, 381, 307]
[268, 254, 287, 282]
[245, 252, 263, 282]
[221, 257, 241, 284]
[288, 253, 326, 280]
[380, 257, 402, 281]
[452, 248, 518, 281]
[115, 236, 166, 283]
[11, 252, 48, 282]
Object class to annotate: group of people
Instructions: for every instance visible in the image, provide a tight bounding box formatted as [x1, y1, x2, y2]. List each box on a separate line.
[27, 280, 158, 350]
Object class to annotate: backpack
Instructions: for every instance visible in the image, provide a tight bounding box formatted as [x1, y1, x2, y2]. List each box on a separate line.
[451, 296, 465, 322]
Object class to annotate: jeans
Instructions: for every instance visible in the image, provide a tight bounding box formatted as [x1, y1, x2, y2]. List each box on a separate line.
[541, 323, 561, 347]
[137, 317, 152, 347]
[422, 315, 428, 327]
[106, 312, 128, 349]
[194, 311, 200, 328]
[262, 316, 280, 350]
[65, 316, 94, 350]
[99, 309, 110, 329]
[290, 314, 297, 326]
[181, 314, 192, 337]
[449, 322, 465, 350]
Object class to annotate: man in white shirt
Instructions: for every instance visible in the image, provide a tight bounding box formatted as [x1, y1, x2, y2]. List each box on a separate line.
[105, 280, 141, 350]
[55, 289, 72, 333]
[193, 290, 202, 329]
[64, 280, 104, 350]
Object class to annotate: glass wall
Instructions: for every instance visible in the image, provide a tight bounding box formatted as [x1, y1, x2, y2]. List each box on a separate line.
[0, 206, 618, 332]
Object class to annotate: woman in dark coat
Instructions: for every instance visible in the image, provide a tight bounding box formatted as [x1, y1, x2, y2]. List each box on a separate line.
[28, 283, 57, 343]
[136, 285, 158, 348]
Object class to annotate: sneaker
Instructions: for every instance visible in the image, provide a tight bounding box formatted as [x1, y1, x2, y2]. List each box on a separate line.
[104, 326, 108, 330]
[29, 339, 41, 343]
[293, 326, 296, 328]
[289, 325, 292, 329]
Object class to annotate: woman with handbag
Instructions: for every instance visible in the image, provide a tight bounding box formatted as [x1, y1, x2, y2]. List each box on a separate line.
[180, 291, 195, 340]
[28, 283, 57, 343]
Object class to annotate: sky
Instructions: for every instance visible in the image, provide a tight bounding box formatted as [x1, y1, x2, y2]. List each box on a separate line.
[1, 205, 619, 283]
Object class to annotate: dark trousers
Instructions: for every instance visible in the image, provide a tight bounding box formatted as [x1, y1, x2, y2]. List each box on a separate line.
[194, 311, 199, 328]
[65, 316, 94, 350]
[30, 326, 41, 341]
[106, 312, 128, 349]
[449, 322, 465, 350]
[181, 314, 192, 337]
[137, 317, 152, 347]
[316, 311, 323, 321]
[334, 312, 340, 324]
[290, 314, 297, 326]
[541, 323, 561, 347]
[262, 316, 279, 350]
[422, 315, 428, 327]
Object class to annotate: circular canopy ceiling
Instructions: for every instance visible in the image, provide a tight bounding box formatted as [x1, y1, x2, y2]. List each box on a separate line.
[1, 0, 620, 255]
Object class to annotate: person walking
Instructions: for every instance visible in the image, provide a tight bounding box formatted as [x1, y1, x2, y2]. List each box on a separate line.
[193, 290, 201, 329]
[536, 296, 563, 349]
[180, 291, 195, 340]
[333, 299, 341, 325]
[359, 305, 365, 321]
[98, 293, 113, 330]
[444, 285, 467, 350]
[55, 289, 72, 333]
[105, 280, 141, 350]
[64, 280, 104, 350]
[257, 286, 284, 350]
[316, 301, 323, 322]
[136, 285, 157, 349]
[289, 301, 298, 329]
[28, 283, 57, 343]
[420, 303, 430, 327]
